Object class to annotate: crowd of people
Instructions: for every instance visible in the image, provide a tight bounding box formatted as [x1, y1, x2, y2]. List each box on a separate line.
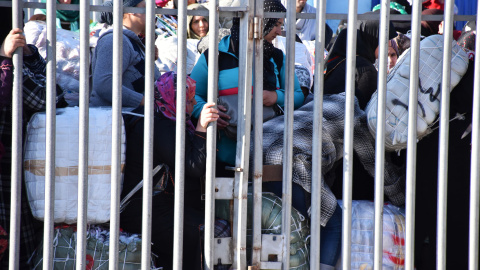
[0, 0, 477, 269]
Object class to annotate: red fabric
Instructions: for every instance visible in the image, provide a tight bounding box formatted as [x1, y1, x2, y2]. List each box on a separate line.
[453, 30, 462, 40]
[156, 0, 170, 7]
[423, 0, 444, 10]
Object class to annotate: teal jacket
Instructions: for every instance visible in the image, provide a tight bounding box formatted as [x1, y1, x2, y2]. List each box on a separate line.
[190, 35, 304, 165]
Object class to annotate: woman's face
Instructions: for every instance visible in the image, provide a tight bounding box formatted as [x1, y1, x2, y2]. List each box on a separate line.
[375, 42, 398, 71]
[190, 16, 209, 37]
[264, 18, 284, 43]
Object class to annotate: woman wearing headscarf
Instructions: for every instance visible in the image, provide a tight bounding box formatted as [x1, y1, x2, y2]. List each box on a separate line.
[30, 0, 80, 31]
[90, 0, 161, 109]
[189, 0, 304, 167]
[187, 3, 209, 39]
[324, 12, 397, 109]
[120, 72, 219, 270]
[374, 38, 400, 73]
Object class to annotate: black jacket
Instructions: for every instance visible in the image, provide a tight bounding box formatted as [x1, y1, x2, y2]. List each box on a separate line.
[324, 15, 396, 109]
[121, 109, 207, 203]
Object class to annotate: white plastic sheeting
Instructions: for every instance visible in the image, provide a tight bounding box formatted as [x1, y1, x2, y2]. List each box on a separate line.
[24, 107, 126, 224]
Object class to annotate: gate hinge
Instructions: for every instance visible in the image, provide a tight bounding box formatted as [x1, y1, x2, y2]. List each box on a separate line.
[253, 16, 263, 39]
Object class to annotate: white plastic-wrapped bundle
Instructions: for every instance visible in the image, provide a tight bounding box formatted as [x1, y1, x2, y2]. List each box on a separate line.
[24, 107, 126, 224]
[24, 21, 82, 106]
[366, 35, 469, 151]
[336, 200, 406, 270]
[30, 225, 159, 269]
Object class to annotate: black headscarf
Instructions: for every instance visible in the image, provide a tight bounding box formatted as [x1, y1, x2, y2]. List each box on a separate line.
[230, 0, 286, 91]
[327, 12, 397, 65]
[420, 8, 443, 37]
[262, 0, 286, 90]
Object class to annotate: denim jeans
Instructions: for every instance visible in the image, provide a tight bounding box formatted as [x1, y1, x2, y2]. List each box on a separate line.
[263, 182, 342, 266]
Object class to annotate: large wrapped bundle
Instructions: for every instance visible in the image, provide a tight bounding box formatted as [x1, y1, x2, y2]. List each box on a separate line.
[24, 21, 82, 106]
[30, 225, 158, 269]
[215, 192, 310, 269]
[336, 200, 406, 270]
[24, 107, 126, 224]
[247, 192, 310, 270]
[366, 35, 469, 151]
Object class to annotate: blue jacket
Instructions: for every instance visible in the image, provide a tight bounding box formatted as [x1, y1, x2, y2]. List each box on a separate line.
[190, 35, 304, 165]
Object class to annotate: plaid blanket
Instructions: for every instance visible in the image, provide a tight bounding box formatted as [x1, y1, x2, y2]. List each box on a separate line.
[261, 93, 406, 226]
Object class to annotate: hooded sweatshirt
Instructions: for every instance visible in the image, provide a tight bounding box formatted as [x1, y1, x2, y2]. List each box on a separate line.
[91, 28, 161, 109]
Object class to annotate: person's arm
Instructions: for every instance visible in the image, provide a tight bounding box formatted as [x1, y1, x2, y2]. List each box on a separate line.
[276, 55, 304, 109]
[92, 33, 144, 107]
[189, 53, 209, 119]
[0, 29, 65, 111]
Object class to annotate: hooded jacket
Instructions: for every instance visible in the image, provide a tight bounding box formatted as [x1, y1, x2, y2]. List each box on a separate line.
[190, 35, 304, 165]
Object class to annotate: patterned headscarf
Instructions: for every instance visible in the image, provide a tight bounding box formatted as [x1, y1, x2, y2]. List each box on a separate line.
[263, 0, 286, 36]
[457, 31, 476, 60]
[230, 0, 285, 90]
[154, 71, 197, 134]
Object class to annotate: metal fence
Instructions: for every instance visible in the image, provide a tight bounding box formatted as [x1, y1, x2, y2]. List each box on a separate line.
[2, 0, 479, 269]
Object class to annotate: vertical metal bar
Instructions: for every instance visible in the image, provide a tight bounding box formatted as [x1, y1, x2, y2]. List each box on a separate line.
[43, 0, 57, 268]
[9, 1, 24, 269]
[76, 0, 90, 269]
[204, 0, 219, 268]
[109, 0, 123, 269]
[373, 1, 390, 269]
[281, 0, 296, 269]
[341, 0, 358, 268]
[233, 0, 254, 268]
[405, 1, 422, 269]
[142, 1, 155, 269]
[310, 0, 327, 268]
[437, 0, 454, 269]
[251, 0, 264, 267]
[172, 0, 187, 269]
[469, 4, 480, 270]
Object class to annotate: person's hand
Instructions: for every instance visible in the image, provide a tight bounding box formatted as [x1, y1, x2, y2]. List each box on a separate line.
[197, 102, 220, 132]
[0, 29, 28, 58]
[216, 104, 230, 129]
[263, 90, 278, 106]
